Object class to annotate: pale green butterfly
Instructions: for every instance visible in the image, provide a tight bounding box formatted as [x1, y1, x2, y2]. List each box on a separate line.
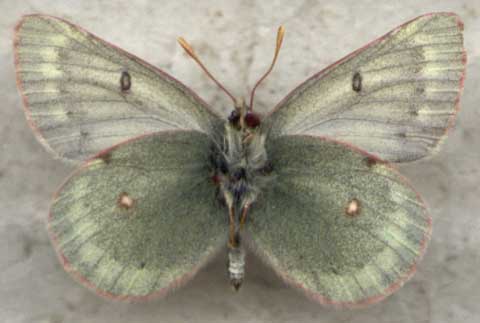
[14, 12, 465, 307]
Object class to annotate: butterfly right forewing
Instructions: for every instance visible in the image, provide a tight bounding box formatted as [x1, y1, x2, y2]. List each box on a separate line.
[14, 15, 222, 162]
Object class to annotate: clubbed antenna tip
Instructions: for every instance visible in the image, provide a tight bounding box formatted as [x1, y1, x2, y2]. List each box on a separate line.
[177, 36, 236, 104]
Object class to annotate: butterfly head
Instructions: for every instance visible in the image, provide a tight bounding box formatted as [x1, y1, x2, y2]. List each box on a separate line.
[228, 97, 262, 130]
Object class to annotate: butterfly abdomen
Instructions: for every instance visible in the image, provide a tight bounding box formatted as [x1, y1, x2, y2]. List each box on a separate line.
[227, 242, 246, 291]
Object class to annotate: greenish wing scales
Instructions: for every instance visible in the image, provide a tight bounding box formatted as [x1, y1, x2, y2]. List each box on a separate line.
[266, 13, 465, 162]
[247, 135, 431, 307]
[14, 15, 222, 162]
[49, 131, 226, 299]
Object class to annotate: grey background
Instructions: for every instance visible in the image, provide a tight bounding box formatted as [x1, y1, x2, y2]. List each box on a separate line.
[1, 0, 479, 322]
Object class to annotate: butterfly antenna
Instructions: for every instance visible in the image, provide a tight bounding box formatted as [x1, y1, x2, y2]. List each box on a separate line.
[249, 26, 285, 112]
[177, 37, 236, 104]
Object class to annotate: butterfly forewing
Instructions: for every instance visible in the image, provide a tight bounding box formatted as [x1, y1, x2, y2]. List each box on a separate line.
[265, 13, 465, 162]
[49, 131, 226, 299]
[14, 15, 222, 162]
[246, 135, 431, 307]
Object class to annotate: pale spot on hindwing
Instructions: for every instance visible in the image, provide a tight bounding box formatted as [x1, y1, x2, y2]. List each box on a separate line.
[118, 192, 135, 210]
[345, 198, 361, 217]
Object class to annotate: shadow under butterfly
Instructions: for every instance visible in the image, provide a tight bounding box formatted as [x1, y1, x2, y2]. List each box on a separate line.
[13, 13, 466, 307]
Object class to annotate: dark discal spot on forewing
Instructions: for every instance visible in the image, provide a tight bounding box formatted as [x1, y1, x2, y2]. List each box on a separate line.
[345, 198, 361, 217]
[352, 71, 362, 92]
[120, 70, 131, 92]
[117, 192, 135, 210]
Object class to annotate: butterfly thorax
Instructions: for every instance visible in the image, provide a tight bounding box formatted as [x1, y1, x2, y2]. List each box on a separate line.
[210, 105, 273, 290]
[213, 107, 273, 213]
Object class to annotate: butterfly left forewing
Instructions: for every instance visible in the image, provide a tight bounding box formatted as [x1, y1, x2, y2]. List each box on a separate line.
[246, 135, 430, 307]
[264, 13, 465, 162]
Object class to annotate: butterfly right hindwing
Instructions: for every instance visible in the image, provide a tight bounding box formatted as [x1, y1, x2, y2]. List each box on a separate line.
[246, 135, 431, 307]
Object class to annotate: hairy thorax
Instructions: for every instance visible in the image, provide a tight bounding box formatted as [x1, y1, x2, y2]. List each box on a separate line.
[211, 112, 273, 217]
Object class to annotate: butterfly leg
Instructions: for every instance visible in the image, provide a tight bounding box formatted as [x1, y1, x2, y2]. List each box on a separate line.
[239, 203, 251, 229]
[228, 206, 237, 248]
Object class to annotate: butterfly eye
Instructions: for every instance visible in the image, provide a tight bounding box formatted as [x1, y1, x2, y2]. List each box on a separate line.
[245, 112, 261, 128]
[120, 70, 132, 92]
[228, 110, 241, 125]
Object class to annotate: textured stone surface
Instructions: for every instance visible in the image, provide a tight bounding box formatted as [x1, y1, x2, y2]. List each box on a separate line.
[1, 1, 479, 322]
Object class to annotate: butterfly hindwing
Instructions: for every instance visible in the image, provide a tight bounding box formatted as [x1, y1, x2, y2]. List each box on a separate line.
[246, 135, 431, 306]
[49, 130, 226, 299]
[265, 13, 465, 162]
[14, 15, 222, 162]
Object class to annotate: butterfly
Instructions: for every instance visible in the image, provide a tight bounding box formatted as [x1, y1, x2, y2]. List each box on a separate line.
[14, 13, 465, 307]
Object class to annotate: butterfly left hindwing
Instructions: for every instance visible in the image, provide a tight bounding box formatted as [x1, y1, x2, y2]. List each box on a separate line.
[49, 130, 226, 299]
